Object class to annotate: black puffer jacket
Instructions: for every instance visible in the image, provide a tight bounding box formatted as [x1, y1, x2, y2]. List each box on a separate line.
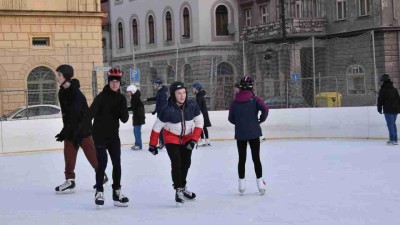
[195, 90, 211, 127]
[128, 90, 145, 125]
[82, 85, 129, 144]
[58, 79, 91, 139]
[377, 81, 400, 114]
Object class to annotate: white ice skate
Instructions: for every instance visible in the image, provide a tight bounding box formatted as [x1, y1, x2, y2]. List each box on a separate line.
[197, 139, 207, 147]
[183, 186, 196, 200]
[95, 191, 104, 209]
[257, 178, 266, 195]
[238, 178, 246, 195]
[55, 179, 75, 194]
[175, 188, 185, 207]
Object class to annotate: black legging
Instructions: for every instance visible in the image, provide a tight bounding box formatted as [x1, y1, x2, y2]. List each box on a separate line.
[201, 127, 209, 139]
[95, 138, 122, 192]
[166, 144, 192, 189]
[237, 138, 262, 179]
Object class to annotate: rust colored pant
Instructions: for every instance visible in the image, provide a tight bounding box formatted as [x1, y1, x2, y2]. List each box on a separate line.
[64, 136, 98, 179]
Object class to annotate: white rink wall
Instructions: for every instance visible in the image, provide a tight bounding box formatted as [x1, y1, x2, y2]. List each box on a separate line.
[0, 106, 390, 154]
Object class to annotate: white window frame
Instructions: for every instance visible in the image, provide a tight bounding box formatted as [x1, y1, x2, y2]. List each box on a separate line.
[359, 0, 370, 16]
[260, 5, 268, 24]
[244, 9, 251, 26]
[346, 65, 366, 95]
[295, 1, 303, 18]
[337, 0, 347, 20]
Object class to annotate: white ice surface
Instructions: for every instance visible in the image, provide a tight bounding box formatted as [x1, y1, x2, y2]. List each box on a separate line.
[0, 139, 399, 225]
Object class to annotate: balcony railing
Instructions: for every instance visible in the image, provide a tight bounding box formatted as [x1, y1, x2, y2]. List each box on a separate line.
[241, 18, 327, 42]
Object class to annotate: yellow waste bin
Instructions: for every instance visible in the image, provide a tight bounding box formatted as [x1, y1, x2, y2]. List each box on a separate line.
[315, 92, 342, 107]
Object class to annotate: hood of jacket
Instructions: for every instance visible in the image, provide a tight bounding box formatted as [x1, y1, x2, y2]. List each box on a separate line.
[196, 89, 206, 97]
[234, 90, 254, 102]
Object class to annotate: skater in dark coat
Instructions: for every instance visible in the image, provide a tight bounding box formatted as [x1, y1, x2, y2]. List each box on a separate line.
[146, 77, 168, 149]
[377, 73, 400, 145]
[148, 81, 204, 206]
[82, 68, 130, 208]
[126, 84, 145, 150]
[54, 64, 107, 194]
[192, 83, 212, 146]
[228, 76, 269, 195]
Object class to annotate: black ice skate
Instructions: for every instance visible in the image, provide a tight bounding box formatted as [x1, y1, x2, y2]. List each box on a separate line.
[113, 189, 129, 207]
[55, 179, 75, 194]
[183, 186, 196, 200]
[175, 188, 185, 206]
[95, 191, 104, 209]
[93, 173, 109, 189]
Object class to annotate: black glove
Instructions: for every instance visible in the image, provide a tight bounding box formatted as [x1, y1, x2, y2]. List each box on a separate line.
[55, 133, 65, 142]
[258, 117, 265, 124]
[378, 109, 382, 114]
[149, 145, 158, 155]
[185, 140, 197, 150]
[151, 111, 156, 115]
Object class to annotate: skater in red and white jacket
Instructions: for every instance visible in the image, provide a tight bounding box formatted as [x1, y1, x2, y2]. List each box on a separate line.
[148, 81, 204, 206]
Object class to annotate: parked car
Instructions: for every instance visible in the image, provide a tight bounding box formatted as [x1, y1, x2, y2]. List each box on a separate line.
[264, 96, 309, 109]
[0, 105, 61, 121]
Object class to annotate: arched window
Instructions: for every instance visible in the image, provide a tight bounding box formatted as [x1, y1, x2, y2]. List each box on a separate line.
[132, 18, 139, 46]
[217, 62, 234, 75]
[183, 7, 190, 38]
[216, 5, 229, 36]
[346, 64, 366, 95]
[27, 66, 57, 105]
[148, 15, 155, 44]
[118, 22, 124, 48]
[166, 11, 172, 41]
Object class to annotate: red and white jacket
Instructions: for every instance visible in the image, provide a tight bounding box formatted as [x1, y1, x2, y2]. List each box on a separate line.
[149, 98, 204, 146]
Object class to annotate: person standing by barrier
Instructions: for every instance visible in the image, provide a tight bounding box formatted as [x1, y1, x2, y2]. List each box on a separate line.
[377, 73, 400, 145]
[54, 64, 108, 194]
[146, 78, 168, 149]
[192, 82, 212, 147]
[126, 84, 145, 150]
[82, 68, 130, 208]
[148, 81, 204, 206]
[228, 76, 269, 195]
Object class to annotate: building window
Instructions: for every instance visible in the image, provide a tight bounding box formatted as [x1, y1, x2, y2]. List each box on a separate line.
[27, 66, 57, 105]
[118, 22, 124, 48]
[183, 7, 190, 39]
[148, 15, 155, 44]
[166, 11, 173, 41]
[359, 0, 370, 16]
[295, 1, 302, 18]
[32, 37, 50, 46]
[132, 18, 139, 46]
[337, 0, 347, 20]
[216, 5, 229, 36]
[244, 9, 251, 26]
[346, 65, 366, 95]
[260, 5, 268, 24]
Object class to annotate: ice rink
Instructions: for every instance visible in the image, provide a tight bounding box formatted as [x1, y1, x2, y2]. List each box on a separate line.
[0, 139, 399, 225]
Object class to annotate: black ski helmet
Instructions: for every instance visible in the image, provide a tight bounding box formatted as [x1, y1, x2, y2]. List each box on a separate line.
[239, 75, 254, 90]
[169, 81, 186, 101]
[380, 73, 390, 83]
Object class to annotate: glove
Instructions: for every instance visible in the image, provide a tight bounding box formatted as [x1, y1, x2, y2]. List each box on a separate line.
[378, 109, 382, 114]
[55, 133, 65, 142]
[151, 111, 156, 115]
[149, 145, 158, 155]
[185, 140, 197, 150]
[258, 117, 265, 124]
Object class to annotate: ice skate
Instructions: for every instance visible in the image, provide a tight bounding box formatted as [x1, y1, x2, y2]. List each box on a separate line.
[238, 178, 246, 195]
[175, 188, 185, 207]
[205, 139, 211, 146]
[131, 145, 142, 150]
[95, 191, 104, 209]
[197, 139, 207, 147]
[93, 173, 109, 189]
[113, 189, 129, 207]
[55, 179, 75, 194]
[183, 186, 196, 200]
[257, 178, 266, 195]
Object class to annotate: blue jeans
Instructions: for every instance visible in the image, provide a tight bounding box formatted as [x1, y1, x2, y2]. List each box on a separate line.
[133, 125, 142, 148]
[384, 114, 398, 142]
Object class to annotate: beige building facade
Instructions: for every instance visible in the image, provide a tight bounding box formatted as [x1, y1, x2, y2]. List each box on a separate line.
[0, 0, 105, 115]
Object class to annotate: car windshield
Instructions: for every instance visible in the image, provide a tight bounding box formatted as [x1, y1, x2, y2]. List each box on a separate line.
[4, 108, 23, 118]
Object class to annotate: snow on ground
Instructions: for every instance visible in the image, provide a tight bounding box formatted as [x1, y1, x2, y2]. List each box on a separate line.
[0, 139, 399, 225]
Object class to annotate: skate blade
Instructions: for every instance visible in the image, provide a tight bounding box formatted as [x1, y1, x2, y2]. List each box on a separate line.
[96, 204, 103, 209]
[55, 189, 75, 194]
[259, 190, 266, 195]
[176, 202, 184, 207]
[114, 201, 129, 207]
